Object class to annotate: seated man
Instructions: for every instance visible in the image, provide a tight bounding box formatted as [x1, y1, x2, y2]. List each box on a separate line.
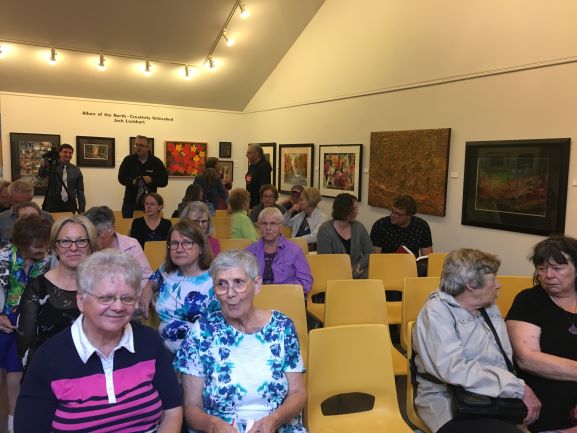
[370, 194, 433, 257]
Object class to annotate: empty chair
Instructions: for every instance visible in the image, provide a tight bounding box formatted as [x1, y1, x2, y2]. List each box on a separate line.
[49, 211, 74, 221]
[214, 209, 228, 217]
[307, 324, 413, 433]
[289, 237, 308, 255]
[212, 216, 232, 239]
[496, 275, 533, 317]
[305, 254, 352, 323]
[115, 217, 133, 236]
[427, 252, 447, 277]
[401, 277, 440, 350]
[143, 240, 166, 270]
[219, 238, 252, 252]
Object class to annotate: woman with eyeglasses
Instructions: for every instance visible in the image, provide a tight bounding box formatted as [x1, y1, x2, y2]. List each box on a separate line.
[17, 215, 98, 368]
[140, 219, 220, 353]
[174, 249, 307, 433]
[181, 201, 221, 256]
[129, 192, 172, 248]
[15, 250, 183, 433]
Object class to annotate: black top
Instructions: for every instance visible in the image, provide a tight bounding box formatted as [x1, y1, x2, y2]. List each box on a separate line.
[245, 158, 272, 208]
[507, 285, 577, 432]
[129, 217, 172, 248]
[370, 215, 432, 257]
[118, 154, 168, 207]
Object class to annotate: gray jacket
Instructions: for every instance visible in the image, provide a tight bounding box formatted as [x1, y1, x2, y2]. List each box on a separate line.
[282, 206, 329, 245]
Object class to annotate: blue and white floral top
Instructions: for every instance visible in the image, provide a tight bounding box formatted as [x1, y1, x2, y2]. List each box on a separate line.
[174, 310, 307, 433]
[151, 266, 220, 353]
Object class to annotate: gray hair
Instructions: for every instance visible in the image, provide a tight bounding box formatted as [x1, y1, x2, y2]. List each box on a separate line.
[209, 250, 260, 282]
[8, 179, 34, 197]
[258, 206, 283, 224]
[248, 143, 264, 158]
[77, 249, 142, 297]
[440, 248, 501, 296]
[85, 206, 115, 231]
[180, 201, 214, 236]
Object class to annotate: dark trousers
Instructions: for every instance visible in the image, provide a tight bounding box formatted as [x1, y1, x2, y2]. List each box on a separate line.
[122, 200, 143, 218]
[438, 418, 523, 433]
[43, 196, 77, 213]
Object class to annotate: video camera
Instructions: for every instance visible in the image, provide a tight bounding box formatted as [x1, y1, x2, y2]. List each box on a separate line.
[42, 148, 60, 167]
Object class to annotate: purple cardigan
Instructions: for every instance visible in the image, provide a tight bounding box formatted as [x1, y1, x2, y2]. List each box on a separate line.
[245, 235, 312, 295]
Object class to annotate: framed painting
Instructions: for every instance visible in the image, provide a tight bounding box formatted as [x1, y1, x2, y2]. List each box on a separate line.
[369, 128, 451, 216]
[248, 143, 277, 186]
[129, 136, 155, 155]
[462, 138, 570, 236]
[165, 141, 207, 177]
[10, 132, 61, 195]
[76, 136, 115, 167]
[220, 160, 234, 183]
[319, 144, 363, 200]
[219, 141, 232, 158]
[278, 143, 314, 193]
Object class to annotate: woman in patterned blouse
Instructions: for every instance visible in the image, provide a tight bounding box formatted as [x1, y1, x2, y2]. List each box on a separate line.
[174, 249, 307, 433]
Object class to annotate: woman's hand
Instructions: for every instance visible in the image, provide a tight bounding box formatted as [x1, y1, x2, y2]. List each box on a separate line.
[247, 414, 279, 433]
[0, 315, 15, 333]
[522, 384, 541, 426]
[207, 417, 238, 433]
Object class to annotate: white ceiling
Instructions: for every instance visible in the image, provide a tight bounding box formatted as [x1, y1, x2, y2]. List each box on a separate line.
[0, 0, 324, 111]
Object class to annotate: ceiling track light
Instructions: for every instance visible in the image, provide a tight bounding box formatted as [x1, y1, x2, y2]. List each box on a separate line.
[222, 29, 235, 47]
[239, 1, 250, 19]
[98, 53, 106, 70]
[184, 64, 194, 79]
[0, 44, 3, 58]
[207, 57, 215, 69]
[144, 59, 152, 76]
[49, 47, 57, 64]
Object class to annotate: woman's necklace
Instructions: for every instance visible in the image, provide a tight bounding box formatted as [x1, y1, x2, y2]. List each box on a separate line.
[549, 295, 577, 335]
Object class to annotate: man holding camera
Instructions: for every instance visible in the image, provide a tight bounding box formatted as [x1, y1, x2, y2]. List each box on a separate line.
[118, 135, 168, 217]
[38, 144, 85, 213]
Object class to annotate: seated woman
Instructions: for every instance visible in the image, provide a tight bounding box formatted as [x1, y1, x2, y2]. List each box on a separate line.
[17, 215, 98, 367]
[229, 188, 258, 241]
[507, 235, 577, 433]
[172, 183, 203, 217]
[249, 184, 287, 223]
[413, 248, 540, 433]
[283, 186, 329, 252]
[140, 220, 220, 353]
[174, 249, 307, 433]
[130, 192, 172, 248]
[181, 201, 221, 256]
[317, 193, 372, 278]
[13, 201, 42, 219]
[246, 207, 312, 297]
[15, 250, 182, 432]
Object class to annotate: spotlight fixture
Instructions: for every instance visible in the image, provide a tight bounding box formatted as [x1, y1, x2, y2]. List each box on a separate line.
[144, 59, 152, 76]
[98, 54, 106, 71]
[206, 56, 215, 69]
[183, 65, 196, 80]
[0, 45, 3, 58]
[48, 47, 57, 64]
[239, 1, 250, 19]
[223, 29, 235, 47]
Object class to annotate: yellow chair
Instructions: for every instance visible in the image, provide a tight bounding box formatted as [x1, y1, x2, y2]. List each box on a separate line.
[212, 216, 232, 239]
[282, 225, 292, 238]
[215, 209, 228, 217]
[254, 284, 308, 364]
[144, 240, 167, 270]
[368, 254, 417, 325]
[324, 279, 407, 376]
[50, 211, 73, 221]
[170, 217, 180, 226]
[496, 275, 533, 317]
[289, 237, 308, 255]
[115, 218, 133, 236]
[219, 238, 252, 252]
[405, 321, 433, 433]
[427, 253, 447, 277]
[401, 277, 439, 351]
[305, 254, 352, 323]
[307, 324, 414, 433]
[133, 210, 145, 218]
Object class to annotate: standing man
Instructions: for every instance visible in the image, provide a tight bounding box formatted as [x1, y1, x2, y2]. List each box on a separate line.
[245, 144, 272, 208]
[370, 194, 433, 257]
[118, 135, 168, 218]
[38, 144, 85, 214]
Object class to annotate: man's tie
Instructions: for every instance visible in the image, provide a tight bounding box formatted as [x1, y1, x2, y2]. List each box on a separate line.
[61, 165, 68, 202]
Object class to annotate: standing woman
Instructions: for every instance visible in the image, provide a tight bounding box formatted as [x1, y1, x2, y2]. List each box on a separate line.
[140, 220, 220, 353]
[317, 193, 372, 278]
[17, 215, 98, 367]
[194, 157, 228, 214]
[181, 201, 221, 256]
[0, 215, 51, 433]
[130, 192, 172, 248]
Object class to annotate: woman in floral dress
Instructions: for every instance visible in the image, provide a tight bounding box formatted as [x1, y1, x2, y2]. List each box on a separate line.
[174, 249, 307, 433]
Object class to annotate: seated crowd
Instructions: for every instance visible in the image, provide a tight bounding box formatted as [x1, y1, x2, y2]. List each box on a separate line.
[0, 175, 573, 433]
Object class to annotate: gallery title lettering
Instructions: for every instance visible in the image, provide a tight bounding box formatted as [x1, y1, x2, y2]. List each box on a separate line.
[81, 111, 174, 125]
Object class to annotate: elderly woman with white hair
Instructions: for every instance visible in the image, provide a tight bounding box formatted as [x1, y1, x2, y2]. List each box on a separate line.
[412, 248, 541, 433]
[282, 186, 328, 252]
[174, 249, 307, 433]
[15, 249, 183, 433]
[246, 207, 312, 297]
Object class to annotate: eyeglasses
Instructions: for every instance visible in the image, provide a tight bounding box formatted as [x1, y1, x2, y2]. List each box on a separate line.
[259, 221, 280, 228]
[86, 292, 138, 305]
[168, 239, 196, 250]
[390, 208, 407, 217]
[56, 239, 90, 248]
[193, 219, 209, 226]
[214, 278, 254, 295]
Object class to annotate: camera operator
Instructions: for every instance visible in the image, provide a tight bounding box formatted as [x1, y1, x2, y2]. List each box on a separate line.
[38, 144, 85, 213]
[118, 135, 168, 218]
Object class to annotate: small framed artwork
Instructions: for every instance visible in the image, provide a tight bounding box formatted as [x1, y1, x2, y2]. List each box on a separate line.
[220, 160, 234, 183]
[278, 143, 314, 193]
[76, 136, 115, 167]
[129, 136, 155, 155]
[10, 132, 61, 195]
[319, 144, 363, 200]
[219, 141, 232, 158]
[165, 141, 207, 177]
[248, 143, 277, 185]
[462, 138, 570, 236]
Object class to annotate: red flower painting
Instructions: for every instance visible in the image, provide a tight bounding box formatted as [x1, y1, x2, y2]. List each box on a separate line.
[165, 141, 207, 177]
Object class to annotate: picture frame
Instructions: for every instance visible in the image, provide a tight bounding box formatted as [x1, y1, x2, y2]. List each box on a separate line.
[165, 141, 207, 177]
[129, 136, 155, 155]
[319, 144, 363, 200]
[462, 138, 571, 236]
[278, 143, 314, 193]
[248, 143, 277, 185]
[10, 132, 61, 195]
[219, 141, 232, 158]
[220, 160, 234, 183]
[76, 136, 115, 167]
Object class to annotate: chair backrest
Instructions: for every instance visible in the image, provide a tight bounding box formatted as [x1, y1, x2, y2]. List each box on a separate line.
[289, 237, 308, 255]
[254, 284, 308, 363]
[368, 254, 417, 291]
[212, 216, 232, 239]
[115, 218, 133, 236]
[219, 238, 253, 252]
[169, 217, 180, 226]
[496, 275, 533, 317]
[50, 211, 74, 221]
[215, 209, 228, 217]
[133, 210, 145, 218]
[282, 224, 292, 238]
[427, 252, 447, 277]
[143, 240, 167, 270]
[324, 279, 387, 327]
[306, 254, 353, 302]
[401, 277, 439, 350]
